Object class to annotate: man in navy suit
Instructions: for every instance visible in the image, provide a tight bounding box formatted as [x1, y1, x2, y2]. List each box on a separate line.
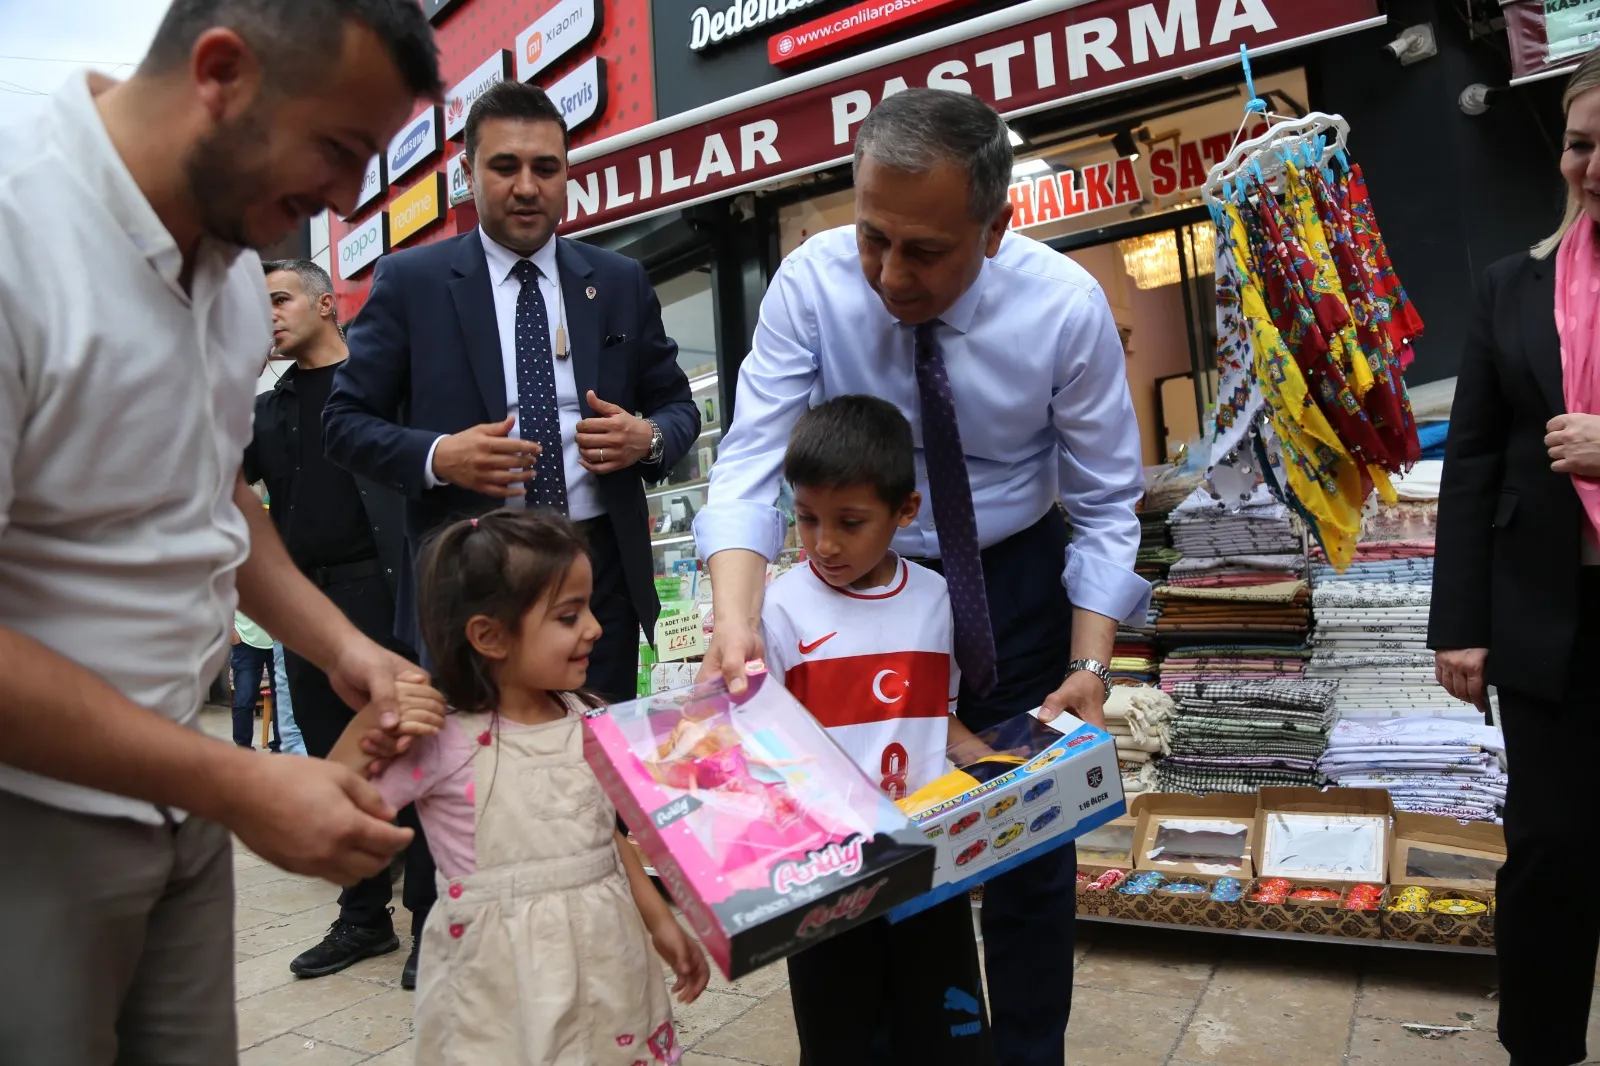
[325, 81, 699, 704]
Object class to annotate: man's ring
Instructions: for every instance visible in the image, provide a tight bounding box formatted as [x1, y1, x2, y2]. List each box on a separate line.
[598, 449, 606, 464]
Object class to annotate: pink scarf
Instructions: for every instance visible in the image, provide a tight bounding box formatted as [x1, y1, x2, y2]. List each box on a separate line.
[1553, 219, 1600, 549]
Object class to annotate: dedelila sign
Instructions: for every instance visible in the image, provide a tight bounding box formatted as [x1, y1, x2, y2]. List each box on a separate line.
[387, 106, 442, 182]
[691, 0, 828, 51]
[337, 212, 387, 280]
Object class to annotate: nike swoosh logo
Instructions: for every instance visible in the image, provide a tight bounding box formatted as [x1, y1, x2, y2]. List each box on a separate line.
[797, 633, 837, 655]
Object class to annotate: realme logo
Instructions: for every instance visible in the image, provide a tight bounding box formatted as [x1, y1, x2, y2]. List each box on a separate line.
[390, 173, 445, 246]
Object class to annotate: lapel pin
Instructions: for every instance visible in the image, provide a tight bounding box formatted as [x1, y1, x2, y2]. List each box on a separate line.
[585, 286, 597, 300]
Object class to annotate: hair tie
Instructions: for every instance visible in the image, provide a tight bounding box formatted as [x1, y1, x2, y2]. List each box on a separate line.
[470, 518, 479, 528]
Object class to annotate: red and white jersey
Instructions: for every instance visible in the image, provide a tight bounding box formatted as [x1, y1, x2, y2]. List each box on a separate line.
[761, 557, 959, 802]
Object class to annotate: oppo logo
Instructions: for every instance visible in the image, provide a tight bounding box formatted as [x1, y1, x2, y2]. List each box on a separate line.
[392, 119, 432, 169]
[341, 231, 379, 262]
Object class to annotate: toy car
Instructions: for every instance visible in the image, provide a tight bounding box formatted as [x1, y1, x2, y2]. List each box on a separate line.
[986, 795, 1018, 820]
[1027, 749, 1065, 771]
[1029, 805, 1062, 833]
[993, 822, 1024, 849]
[955, 839, 989, 866]
[1023, 778, 1055, 803]
[950, 812, 982, 836]
[923, 825, 944, 839]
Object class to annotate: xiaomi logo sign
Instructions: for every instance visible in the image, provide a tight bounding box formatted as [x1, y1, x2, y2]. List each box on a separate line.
[525, 31, 544, 65]
[389, 172, 447, 247]
[515, 0, 600, 83]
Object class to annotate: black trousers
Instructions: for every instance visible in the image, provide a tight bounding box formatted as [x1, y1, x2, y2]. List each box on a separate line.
[283, 569, 436, 935]
[579, 516, 642, 706]
[920, 510, 1077, 1066]
[1495, 568, 1600, 1066]
[787, 893, 995, 1066]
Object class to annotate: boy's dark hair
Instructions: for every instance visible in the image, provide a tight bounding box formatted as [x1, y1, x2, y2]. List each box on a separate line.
[465, 81, 569, 166]
[142, 1, 443, 101]
[784, 395, 916, 508]
[417, 509, 589, 713]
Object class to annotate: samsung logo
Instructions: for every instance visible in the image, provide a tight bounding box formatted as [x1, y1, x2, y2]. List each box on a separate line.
[393, 122, 431, 168]
[387, 107, 441, 180]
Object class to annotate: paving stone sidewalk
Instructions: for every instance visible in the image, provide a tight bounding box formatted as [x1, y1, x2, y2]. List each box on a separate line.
[215, 709, 1596, 1065]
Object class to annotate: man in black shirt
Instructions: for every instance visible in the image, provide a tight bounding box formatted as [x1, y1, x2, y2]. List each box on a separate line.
[244, 260, 435, 989]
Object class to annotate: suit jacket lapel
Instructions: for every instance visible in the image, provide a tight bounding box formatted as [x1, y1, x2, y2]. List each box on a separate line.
[556, 238, 600, 416]
[1523, 257, 1567, 417]
[448, 233, 509, 424]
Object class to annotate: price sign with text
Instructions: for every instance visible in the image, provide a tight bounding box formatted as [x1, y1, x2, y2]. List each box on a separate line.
[655, 608, 706, 662]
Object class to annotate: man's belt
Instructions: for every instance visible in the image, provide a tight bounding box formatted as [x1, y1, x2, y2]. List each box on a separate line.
[304, 557, 384, 588]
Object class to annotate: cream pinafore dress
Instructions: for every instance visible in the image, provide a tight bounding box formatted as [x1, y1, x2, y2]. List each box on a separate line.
[413, 705, 680, 1065]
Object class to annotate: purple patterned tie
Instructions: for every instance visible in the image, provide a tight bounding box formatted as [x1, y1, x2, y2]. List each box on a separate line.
[914, 321, 998, 697]
[511, 259, 568, 513]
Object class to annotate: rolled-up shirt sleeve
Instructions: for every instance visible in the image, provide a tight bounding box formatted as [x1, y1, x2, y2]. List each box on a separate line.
[693, 257, 820, 563]
[1052, 283, 1151, 625]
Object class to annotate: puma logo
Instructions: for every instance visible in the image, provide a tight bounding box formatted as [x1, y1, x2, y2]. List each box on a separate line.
[797, 633, 837, 655]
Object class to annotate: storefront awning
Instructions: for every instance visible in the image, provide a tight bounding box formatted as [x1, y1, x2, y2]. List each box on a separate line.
[563, 0, 1385, 237]
[1502, 0, 1599, 86]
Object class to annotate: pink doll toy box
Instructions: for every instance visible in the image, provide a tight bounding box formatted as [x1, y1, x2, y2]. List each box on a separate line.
[582, 664, 934, 979]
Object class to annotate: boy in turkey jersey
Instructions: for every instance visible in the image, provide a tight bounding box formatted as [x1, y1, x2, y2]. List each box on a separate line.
[762, 395, 994, 1066]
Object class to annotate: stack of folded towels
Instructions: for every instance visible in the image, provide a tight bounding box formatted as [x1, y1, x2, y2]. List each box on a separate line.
[1318, 718, 1506, 822]
[1157, 679, 1340, 794]
[1103, 685, 1174, 795]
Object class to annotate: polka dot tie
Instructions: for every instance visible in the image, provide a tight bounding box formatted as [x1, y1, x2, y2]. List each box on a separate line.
[511, 259, 568, 514]
[913, 321, 998, 697]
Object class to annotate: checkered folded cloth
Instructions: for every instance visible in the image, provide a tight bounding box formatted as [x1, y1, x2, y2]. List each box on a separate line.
[1169, 678, 1338, 709]
[1155, 766, 1325, 793]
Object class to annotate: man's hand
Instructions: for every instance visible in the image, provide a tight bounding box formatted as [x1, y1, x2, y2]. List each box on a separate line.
[221, 753, 413, 885]
[577, 391, 652, 474]
[698, 619, 766, 697]
[1435, 648, 1490, 711]
[326, 637, 430, 773]
[1547, 413, 1600, 477]
[1040, 671, 1107, 730]
[390, 679, 447, 740]
[432, 415, 541, 498]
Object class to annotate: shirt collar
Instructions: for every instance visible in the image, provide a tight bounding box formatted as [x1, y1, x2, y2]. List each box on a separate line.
[939, 251, 992, 335]
[479, 226, 559, 287]
[52, 73, 242, 288]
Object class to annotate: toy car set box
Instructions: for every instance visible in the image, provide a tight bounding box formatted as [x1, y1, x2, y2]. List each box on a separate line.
[582, 666, 935, 980]
[890, 709, 1125, 922]
[1242, 788, 1395, 941]
[1383, 813, 1504, 948]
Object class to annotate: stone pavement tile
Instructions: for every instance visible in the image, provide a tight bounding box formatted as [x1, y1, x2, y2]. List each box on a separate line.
[1171, 944, 1360, 1066]
[1072, 926, 1216, 998]
[242, 877, 345, 917]
[669, 989, 762, 1050]
[236, 903, 343, 960]
[237, 905, 284, 931]
[1354, 950, 1498, 1026]
[238, 1033, 369, 1066]
[237, 942, 328, 1000]
[690, 995, 799, 1066]
[298, 989, 416, 1054]
[700, 957, 790, 1000]
[236, 975, 386, 1050]
[339, 938, 414, 990]
[235, 863, 298, 890]
[359, 1042, 415, 1064]
[1065, 985, 1195, 1065]
[1345, 1014, 1508, 1066]
[682, 1055, 757, 1066]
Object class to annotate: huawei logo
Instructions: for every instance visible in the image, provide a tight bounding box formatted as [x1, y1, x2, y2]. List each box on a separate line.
[446, 97, 464, 125]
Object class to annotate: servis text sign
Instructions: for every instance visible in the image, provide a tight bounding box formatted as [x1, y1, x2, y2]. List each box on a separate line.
[517, 0, 602, 83]
[337, 213, 387, 280]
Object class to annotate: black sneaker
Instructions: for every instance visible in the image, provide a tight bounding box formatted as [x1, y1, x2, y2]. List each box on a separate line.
[289, 920, 400, 979]
[401, 938, 420, 990]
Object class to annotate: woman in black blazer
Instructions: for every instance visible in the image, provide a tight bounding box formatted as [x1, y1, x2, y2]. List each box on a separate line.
[1430, 52, 1600, 1066]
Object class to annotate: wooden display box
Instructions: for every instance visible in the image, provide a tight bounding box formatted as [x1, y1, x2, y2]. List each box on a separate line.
[1383, 814, 1504, 948]
[1240, 879, 1387, 940]
[1118, 874, 1248, 931]
[1242, 789, 1394, 941]
[1075, 865, 1134, 920]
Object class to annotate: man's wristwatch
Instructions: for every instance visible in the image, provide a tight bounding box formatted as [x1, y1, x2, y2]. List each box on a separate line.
[1066, 658, 1113, 701]
[645, 420, 664, 464]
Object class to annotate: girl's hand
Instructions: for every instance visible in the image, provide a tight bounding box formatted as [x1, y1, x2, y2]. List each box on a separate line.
[393, 679, 447, 738]
[650, 919, 709, 1004]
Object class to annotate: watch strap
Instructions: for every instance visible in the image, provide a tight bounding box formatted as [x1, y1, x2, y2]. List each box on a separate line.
[1067, 658, 1113, 700]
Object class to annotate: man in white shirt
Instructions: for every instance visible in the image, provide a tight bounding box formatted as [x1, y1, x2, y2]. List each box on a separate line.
[0, 2, 443, 1060]
[695, 90, 1151, 1066]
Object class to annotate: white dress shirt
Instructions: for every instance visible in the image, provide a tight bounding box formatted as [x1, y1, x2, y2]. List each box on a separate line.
[693, 225, 1151, 625]
[423, 229, 601, 521]
[0, 73, 268, 822]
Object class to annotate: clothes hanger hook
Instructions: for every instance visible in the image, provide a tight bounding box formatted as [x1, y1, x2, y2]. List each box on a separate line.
[1240, 44, 1268, 114]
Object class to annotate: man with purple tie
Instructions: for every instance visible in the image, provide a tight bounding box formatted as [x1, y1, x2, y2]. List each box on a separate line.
[694, 90, 1150, 1066]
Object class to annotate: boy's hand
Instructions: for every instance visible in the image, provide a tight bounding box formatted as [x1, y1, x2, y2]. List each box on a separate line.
[651, 919, 710, 1004]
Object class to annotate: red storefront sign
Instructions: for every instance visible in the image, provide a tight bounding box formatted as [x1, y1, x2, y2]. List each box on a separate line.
[769, 0, 977, 68]
[1503, 0, 1599, 84]
[563, 0, 1382, 235]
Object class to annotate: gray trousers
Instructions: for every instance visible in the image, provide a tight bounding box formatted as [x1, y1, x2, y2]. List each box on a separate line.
[0, 788, 236, 1065]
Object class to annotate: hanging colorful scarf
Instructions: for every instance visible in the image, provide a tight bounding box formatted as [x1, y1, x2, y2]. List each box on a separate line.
[1553, 218, 1600, 550]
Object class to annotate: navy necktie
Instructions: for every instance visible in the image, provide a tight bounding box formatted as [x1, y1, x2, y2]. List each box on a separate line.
[510, 259, 567, 513]
[913, 321, 998, 697]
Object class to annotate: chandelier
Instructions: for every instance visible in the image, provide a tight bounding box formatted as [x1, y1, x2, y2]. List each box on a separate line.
[1118, 224, 1215, 290]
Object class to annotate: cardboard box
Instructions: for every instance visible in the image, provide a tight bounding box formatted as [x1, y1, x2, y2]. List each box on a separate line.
[890, 710, 1125, 922]
[583, 668, 934, 979]
[1115, 873, 1250, 931]
[1076, 814, 1138, 868]
[1242, 789, 1394, 940]
[1131, 793, 1259, 880]
[1384, 814, 1503, 948]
